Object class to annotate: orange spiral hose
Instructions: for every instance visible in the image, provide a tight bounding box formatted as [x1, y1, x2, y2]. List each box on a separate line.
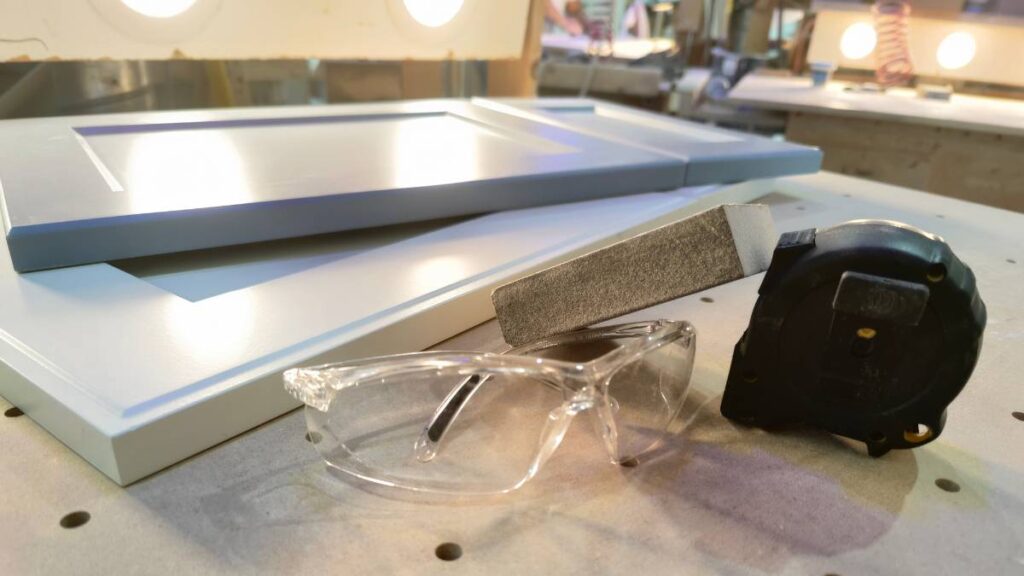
[872, 0, 915, 87]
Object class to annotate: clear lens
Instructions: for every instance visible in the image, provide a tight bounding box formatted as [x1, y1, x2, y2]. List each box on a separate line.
[289, 321, 695, 495]
[516, 323, 696, 462]
[306, 367, 567, 494]
[606, 332, 695, 460]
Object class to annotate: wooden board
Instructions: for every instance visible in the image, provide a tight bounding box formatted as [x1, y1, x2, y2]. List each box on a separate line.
[487, 0, 545, 98]
[0, 0, 531, 62]
[785, 112, 1024, 212]
[729, 75, 1024, 211]
[1, 171, 1021, 575]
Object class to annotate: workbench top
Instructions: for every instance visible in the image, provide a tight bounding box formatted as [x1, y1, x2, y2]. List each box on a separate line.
[730, 74, 1024, 138]
[2, 172, 1022, 575]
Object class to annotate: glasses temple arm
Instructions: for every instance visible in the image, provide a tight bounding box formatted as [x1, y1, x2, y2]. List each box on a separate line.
[414, 374, 487, 462]
[414, 369, 569, 462]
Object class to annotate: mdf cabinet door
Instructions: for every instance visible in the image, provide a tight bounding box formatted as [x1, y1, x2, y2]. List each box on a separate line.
[478, 98, 823, 186]
[0, 99, 686, 271]
[0, 176, 771, 485]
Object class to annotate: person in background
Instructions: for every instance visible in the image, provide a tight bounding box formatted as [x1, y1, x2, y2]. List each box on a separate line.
[621, 0, 651, 38]
[546, 0, 584, 36]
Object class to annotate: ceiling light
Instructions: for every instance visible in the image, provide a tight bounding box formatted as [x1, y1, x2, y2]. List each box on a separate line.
[936, 31, 977, 70]
[121, 0, 198, 18]
[403, 0, 464, 28]
[840, 22, 877, 60]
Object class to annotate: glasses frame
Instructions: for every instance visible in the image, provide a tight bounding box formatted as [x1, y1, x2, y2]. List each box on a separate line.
[284, 319, 695, 495]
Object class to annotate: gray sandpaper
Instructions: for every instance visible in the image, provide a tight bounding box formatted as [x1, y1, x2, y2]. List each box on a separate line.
[491, 204, 776, 346]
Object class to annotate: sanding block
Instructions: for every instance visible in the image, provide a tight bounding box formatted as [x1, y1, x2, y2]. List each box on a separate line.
[492, 204, 777, 346]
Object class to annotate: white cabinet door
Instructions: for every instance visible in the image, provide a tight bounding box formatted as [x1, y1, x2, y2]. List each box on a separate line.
[0, 99, 686, 271]
[477, 97, 823, 185]
[0, 180, 770, 485]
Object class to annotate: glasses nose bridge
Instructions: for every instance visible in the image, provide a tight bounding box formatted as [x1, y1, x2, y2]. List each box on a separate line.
[525, 382, 616, 478]
[562, 373, 607, 412]
[573, 380, 621, 461]
[556, 377, 620, 459]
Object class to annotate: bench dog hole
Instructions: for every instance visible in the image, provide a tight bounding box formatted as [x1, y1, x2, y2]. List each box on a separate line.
[435, 542, 462, 561]
[60, 511, 91, 529]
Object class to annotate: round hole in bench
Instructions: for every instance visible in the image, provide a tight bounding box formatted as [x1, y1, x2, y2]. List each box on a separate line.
[435, 542, 462, 561]
[60, 511, 91, 529]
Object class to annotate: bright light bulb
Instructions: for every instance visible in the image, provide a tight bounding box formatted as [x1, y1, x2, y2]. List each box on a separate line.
[403, 0, 464, 28]
[121, 0, 198, 18]
[936, 31, 977, 70]
[840, 22, 877, 60]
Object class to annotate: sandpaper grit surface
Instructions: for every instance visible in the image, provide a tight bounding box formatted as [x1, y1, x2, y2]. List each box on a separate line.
[492, 204, 775, 345]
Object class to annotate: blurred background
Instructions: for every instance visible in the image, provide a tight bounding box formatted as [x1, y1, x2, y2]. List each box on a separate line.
[2, 0, 1023, 209]
[1, 1, 1019, 120]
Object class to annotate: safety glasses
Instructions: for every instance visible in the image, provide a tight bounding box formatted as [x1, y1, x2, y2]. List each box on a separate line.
[284, 319, 696, 495]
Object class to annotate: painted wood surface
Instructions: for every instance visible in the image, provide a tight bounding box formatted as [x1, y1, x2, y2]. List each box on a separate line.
[0, 177, 764, 485]
[1, 97, 822, 271]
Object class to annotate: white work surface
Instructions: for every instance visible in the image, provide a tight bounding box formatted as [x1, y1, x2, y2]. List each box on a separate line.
[729, 74, 1024, 138]
[2, 172, 1023, 575]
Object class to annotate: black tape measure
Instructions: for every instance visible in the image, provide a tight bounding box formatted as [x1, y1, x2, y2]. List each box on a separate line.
[721, 220, 986, 456]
